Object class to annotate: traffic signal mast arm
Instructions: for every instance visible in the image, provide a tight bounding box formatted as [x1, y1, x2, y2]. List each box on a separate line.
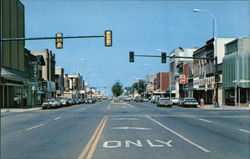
[0, 35, 105, 41]
[133, 54, 216, 60]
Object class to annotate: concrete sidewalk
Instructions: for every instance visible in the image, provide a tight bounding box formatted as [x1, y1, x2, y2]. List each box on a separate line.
[200, 105, 250, 110]
[1, 107, 42, 114]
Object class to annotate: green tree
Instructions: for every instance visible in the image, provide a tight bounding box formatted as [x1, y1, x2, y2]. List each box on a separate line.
[132, 79, 146, 96]
[112, 82, 124, 97]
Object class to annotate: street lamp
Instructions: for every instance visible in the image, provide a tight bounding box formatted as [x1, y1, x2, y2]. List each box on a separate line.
[192, 8, 219, 107]
[192, 9, 216, 38]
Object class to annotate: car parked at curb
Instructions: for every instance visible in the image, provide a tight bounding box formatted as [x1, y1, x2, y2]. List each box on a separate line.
[178, 98, 199, 108]
[156, 98, 173, 107]
[42, 99, 61, 109]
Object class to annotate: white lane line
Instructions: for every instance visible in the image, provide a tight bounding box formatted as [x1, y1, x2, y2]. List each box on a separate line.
[111, 127, 152, 130]
[126, 103, 136, 109]
[111, 118, 139, 121]
[26, 124, 44, 131]
[107, 105, 111, 110]
[54, 117, 61, 120]
[198, 118, 212, 123]
[238, 129, 250, 133]
[146, 115, 210, 153]
[75, 108, 86, 111]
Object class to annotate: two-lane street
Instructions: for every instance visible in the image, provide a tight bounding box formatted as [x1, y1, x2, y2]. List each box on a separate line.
[1, 100, 249, 159]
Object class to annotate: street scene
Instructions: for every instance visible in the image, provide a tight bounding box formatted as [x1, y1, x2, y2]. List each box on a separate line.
[1, 0, 250, 159]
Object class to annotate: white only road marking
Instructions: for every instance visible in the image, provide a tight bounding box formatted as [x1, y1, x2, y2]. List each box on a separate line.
[26, 124, 44, 131]
[103, 140, 173, 148]
[54, 117, 61, 120]
[198, 118, 212, 123]
[111, 127, 152, 130]
[111, 118, 139, 121]
[238, 129, 250, 133]
[146, 115, 210, 152]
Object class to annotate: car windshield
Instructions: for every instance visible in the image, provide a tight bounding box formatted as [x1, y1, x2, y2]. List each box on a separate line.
[160, 98, 170, 101]
[1, 1, 249, 159]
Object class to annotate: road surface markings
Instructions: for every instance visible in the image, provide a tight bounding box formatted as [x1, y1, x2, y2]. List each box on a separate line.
[77, 116, 108, 159]
[103, 139, 172, 148]
[125, 103, 136, 109]
[146, 115, 210, 153]
[238, 129, 250, 133]
[198, 118, 212, 123]
[111, 118, 139, 121]
[107, 105, 111, 110]
[75, 108, 86, 111]
[26, 124, 44, 131]
[54, 117, 61, 120]
[111, 127, 151, 130]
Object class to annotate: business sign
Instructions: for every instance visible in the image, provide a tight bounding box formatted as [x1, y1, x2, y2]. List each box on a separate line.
[179, 75, 187, 84]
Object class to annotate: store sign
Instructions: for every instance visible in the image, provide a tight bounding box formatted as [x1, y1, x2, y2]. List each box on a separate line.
[179, 75, 187, 84]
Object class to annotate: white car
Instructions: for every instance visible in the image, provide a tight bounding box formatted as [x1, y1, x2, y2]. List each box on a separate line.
[156, 98, 173, 107]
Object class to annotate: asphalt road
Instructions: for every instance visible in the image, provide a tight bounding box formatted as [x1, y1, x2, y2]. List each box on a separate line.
[1, 100, 250, 159]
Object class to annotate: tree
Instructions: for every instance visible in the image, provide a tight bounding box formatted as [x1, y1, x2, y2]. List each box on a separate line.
[132, 79, 146, 96]
[112, 82, 124, 97]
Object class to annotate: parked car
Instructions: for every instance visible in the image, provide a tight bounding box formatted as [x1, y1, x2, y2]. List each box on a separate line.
[142, 97, 149, 102]
[170, 98, 179, 105]
[68, 99, 75, 105]
[42, 99, 61, 109]
[84, 98, 95, 104]
[56, 97, 69, 107]
[135, 96, 143, 102]
[156, 98, 173, 107]
[179, 98, 199, 108]
[124, 97, 131, 101]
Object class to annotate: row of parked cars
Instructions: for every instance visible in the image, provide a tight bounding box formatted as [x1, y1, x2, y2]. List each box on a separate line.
[42, 97, 99, 109]
[154, 97, 199, 108]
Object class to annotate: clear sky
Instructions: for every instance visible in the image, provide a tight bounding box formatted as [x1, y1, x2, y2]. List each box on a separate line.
[21, 0, 249, 95]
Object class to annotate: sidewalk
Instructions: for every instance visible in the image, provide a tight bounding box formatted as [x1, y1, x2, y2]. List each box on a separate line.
[1, 106, 42, 116]
[200, 105, 250, 110]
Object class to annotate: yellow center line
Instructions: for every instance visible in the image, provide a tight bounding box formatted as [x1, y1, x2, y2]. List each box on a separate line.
[86, 116, 108, 159]
[77, 116, 106, 159]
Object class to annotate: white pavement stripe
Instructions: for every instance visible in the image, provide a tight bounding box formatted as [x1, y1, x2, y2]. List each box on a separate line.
[238, 129, 250, 133]
[111, 127, 152, 130]
[107, 105, 111, 110]
[111, 118, 139, 121]
[26, 124, 44, 131]
[146, 115, 210, 153]
[54, 117, 61, 120]
[126, 103, 136, 109]
[198, 118, 212, 123]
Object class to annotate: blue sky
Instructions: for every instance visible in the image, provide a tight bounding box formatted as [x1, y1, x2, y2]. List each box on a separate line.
[21, 0, 249, 95]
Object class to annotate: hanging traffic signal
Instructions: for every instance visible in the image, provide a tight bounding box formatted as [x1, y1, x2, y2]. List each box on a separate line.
[161, 52, 166, 63]
[129, 51, 134, 63]
[55, 33, 63, 49]
[105, 30, 112, 47]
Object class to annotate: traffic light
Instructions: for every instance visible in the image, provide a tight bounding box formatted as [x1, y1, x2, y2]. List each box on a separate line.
[55, 33, 63, 49]
[105, 30, 112, 47]
[129, 51, 134, 63]
[161, 52, 166, 63]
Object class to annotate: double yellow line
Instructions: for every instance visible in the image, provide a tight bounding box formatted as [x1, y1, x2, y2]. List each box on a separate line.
[77, 116, 108, 159]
